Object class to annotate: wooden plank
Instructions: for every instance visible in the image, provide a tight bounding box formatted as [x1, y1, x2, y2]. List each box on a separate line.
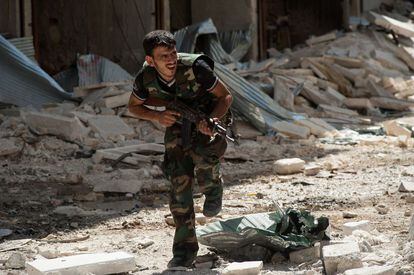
[366, 79, 394, 98]
[331, 64, 366, 83]
[306, 31, 338, 46]
[395, 46, 414, 71]
[368, 11, 414, 38]
[324, 55, 363, 68]
[372, 49, 410, 72]
[294, 119, 333, 138]
[301, 83, 332, 106]
[343, 98, 374, 110]
[363, 58, 403, 78]
[273, 76, 295, 111]
[324, 86, 346, 106]
[318, 104, 360, 117]
[269, 121, 310, 139]
[370, 97, 414, 110]
[271, 68, 314, 77]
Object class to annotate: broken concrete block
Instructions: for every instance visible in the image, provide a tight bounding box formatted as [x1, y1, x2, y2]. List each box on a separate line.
[274, 158, 305, 175]
[0, 138, 20, 156]
[322, 242, 362, 275]
[304, 164, 321, 176]
[130, 237, 154, 249]
[343, 220, 371, 235]
[86, 115, 135, 142]
[343, 265, 395, 275]
[270, 121, 311, 139]
[96, 92, 131, 109]
[289, 246, 320, 264]
[375, 204, 389, 215]
[294, 119, 331, 138]
[25, 112, 90, 142]
[383, 120, 412, 138]
[5, 252, 26, 269]
[409, 215, 414, 241]
[399, 181, 414, 192]
[222, 261, 263, 275]
[26, 251, 135, 275]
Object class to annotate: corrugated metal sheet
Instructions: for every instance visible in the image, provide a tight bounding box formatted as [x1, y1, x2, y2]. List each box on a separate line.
[215, 63, 303, 132]
[8, 36, 36, 62]
[77, 54, 133, 90]
[0, 35, 72, 108]
[218, 25, 253, 61]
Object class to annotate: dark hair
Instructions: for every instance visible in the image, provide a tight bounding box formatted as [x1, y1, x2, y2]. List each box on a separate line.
[143, 30, 176, 56]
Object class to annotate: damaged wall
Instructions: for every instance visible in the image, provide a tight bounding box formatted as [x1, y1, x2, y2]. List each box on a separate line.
[31, 0, 156, 75]
[0, 0, 21, 38]
[261, 0, 343, 53]
[191, 0, 255, 31]
[363, 0, 395, 11]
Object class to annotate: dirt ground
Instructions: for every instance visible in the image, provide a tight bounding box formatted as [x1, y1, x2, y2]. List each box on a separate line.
[1, 130, 414, 274]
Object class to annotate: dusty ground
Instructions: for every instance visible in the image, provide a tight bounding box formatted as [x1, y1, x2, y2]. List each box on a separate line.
[1, 131, 414, 274]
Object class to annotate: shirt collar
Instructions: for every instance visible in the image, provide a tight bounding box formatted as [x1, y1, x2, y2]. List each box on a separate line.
[157, 75, 176, 87]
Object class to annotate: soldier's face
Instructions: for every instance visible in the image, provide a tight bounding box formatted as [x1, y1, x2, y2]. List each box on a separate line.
[146, 46, 178, 82]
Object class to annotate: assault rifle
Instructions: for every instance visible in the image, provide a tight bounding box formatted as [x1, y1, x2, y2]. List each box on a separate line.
[167, 98, 238, 145]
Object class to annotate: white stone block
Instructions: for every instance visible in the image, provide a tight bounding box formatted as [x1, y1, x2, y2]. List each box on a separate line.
[274, 158, 305, 175]
[304, 164, 321, 176]
[344, 265, 395, 275]
[399, 181, 414, 192]
[222, 261, 263, 275]
[88, 115, 135, 141]
[26, 251, 135, 275]
[322, 242, 362, 275]
[343, 220, 371, 235]
[25, 112, 90, 142]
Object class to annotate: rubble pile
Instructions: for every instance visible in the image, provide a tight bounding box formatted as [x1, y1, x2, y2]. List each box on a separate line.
[232, 2, 414, 140]
[1, 1, 414, 274]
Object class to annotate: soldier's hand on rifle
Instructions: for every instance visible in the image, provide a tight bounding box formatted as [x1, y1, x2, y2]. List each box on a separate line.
[158, 110, 180, 127]
[198, 118, 218, 136]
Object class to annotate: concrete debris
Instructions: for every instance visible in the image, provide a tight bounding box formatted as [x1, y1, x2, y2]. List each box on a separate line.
[5, 252, 26, 269]
[0, 138, 21, 156]
[86, 115, 135, 142]
[273, 158, 305, 175]
[322, 242, 362, 275]
[304, 164, 321, 176]
[92, 143, 164, 165]
[383, 120, 412, 138]
[289, 246, 320, 264]
[375, 204, 389, 215]
[343, 265, 395, 275]
[131, 237, 155, 249]
[24, 112, 90, 142]
[409, 215, 414, 241]
[343, 220, 371, 235]
[222, 261, 263, 275]
[26, 251, 135, 275]
[399, 181, 414, 192]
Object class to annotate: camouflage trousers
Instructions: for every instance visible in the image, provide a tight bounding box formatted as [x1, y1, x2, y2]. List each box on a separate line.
[163, 126, 227, 263]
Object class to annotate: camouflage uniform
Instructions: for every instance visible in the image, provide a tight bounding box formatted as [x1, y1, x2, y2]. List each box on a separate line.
[139, 53, 228, 265]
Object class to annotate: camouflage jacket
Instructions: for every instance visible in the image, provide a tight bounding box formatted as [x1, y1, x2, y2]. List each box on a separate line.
[139, 53, 218, 114]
